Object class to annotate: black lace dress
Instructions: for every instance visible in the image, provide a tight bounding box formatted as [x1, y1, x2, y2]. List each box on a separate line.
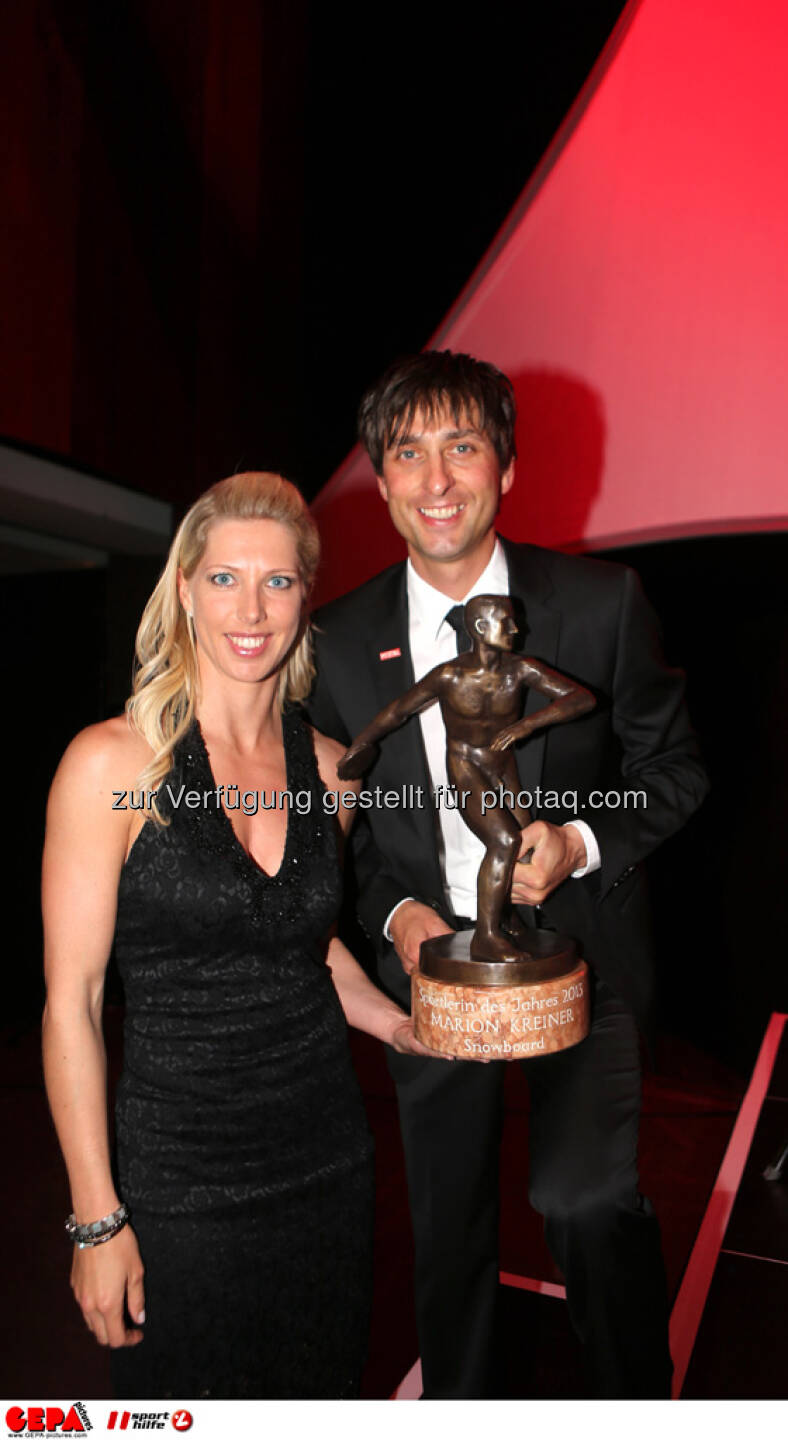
[110, 709, 374, 1399]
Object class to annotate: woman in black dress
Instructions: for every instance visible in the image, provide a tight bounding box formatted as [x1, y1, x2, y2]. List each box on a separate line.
[42, 472, 439, 1398]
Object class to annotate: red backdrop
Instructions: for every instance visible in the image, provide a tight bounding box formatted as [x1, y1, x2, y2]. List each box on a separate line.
[312, 0, 788, 604]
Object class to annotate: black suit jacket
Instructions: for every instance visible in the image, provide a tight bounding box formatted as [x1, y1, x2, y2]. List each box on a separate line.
[309, 538, 708, 1037]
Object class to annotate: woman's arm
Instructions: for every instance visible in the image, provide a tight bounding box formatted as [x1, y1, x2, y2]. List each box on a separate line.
[326, 935, 447, 1057]
[41, 719, 147, 1348]
[312, 728, 449, 1059]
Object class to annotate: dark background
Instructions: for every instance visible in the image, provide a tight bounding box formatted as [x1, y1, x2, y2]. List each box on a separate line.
[2, 0, 630, 500]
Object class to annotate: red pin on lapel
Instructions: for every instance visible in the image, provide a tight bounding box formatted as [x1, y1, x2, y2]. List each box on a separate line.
[379, 647, 402, 661]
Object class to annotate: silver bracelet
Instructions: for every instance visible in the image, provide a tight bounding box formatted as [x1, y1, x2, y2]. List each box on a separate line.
[65, 1202, 129, 1249]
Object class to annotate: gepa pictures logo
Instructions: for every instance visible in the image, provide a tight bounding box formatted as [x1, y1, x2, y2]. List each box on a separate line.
[6, 1407, 88, 1436]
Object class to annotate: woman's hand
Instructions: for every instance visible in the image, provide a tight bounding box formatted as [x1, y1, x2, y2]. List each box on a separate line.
[388, 1017, 454, 1060]
[70, 1224, 146, 1348]
[324, 936, 454, 1059]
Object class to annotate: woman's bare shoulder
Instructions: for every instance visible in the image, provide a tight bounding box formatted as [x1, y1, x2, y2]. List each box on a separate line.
[52, 715, 153, 795]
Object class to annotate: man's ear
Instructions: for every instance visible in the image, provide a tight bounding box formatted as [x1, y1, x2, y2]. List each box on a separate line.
[500, 460, 515, 498]
[376, 475, 389, 503]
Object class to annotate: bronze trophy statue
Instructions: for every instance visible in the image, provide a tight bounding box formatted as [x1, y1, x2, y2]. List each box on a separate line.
[337, 595, 596, 1059]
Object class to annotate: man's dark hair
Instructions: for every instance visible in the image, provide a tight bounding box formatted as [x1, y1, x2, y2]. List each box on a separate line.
[357, 350, 517, 475]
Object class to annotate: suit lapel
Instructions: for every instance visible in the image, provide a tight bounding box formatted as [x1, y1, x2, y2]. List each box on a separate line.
[370, 565, 415, 703]
[368, 564, 431, 794]
[501, 538, 562, 801]
[365, 564, 444, 897]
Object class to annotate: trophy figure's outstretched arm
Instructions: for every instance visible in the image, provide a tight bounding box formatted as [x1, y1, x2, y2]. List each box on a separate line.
[491, 660, 595, 753]
[337, 666, 446, 780]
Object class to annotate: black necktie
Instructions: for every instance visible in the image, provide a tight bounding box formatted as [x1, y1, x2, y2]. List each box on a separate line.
[444, 604, 472, 653]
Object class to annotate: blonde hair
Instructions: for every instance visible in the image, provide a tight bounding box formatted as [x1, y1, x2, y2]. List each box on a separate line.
[126, 472, 319, 822]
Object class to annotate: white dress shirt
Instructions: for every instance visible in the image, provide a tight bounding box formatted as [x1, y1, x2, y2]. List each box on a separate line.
[384, 538, 600, 934]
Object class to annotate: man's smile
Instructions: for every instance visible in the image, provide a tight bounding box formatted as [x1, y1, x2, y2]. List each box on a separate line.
[417, 503, 466, 521]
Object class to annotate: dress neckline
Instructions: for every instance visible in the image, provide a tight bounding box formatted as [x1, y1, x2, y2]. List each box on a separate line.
[192, 710, 297, 882]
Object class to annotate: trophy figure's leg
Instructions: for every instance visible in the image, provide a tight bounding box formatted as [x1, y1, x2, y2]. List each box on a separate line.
[446, 749, 525, 963]
[498, 750, 539, 938]
[471, 834, 524, 962]
[501, 906, 530, 943]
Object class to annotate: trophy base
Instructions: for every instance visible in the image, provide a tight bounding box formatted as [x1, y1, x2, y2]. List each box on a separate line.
[413, 930, 590, 1062]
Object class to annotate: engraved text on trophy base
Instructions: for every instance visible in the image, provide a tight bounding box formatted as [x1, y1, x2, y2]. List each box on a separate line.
[412, 961, 590, 1061]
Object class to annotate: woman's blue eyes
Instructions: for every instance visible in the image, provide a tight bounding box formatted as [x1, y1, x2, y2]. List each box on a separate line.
[208, 572, 292, 589]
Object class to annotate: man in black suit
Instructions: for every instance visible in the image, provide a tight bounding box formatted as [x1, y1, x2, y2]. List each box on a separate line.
[308, 350, 708, 1398]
